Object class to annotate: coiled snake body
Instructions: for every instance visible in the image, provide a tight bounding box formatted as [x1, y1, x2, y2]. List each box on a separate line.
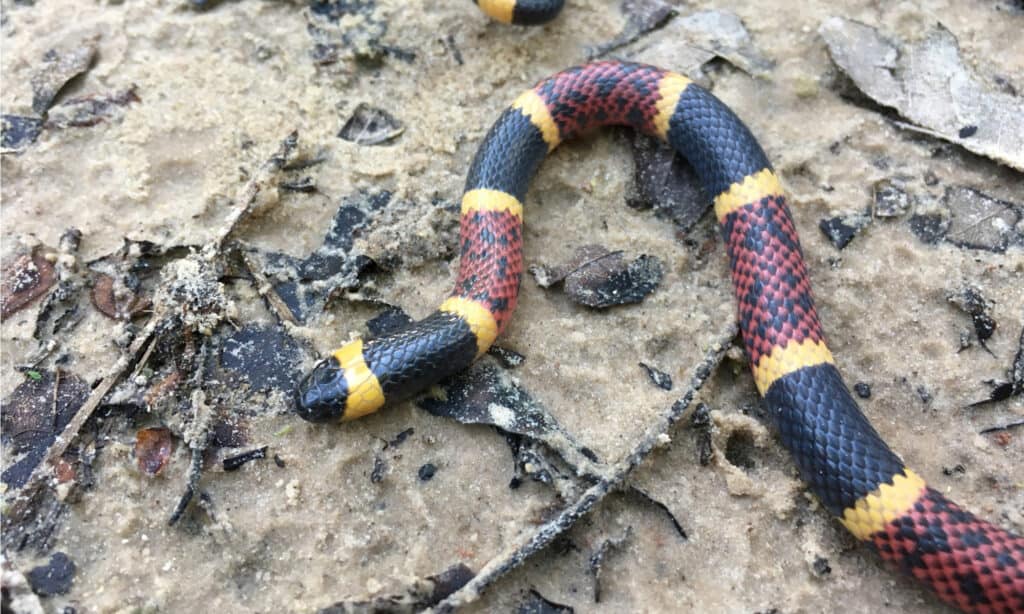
[296, 61, 1024, 613]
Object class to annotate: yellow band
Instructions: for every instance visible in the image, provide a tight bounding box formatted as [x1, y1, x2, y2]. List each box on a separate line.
[652, 73, 692, 139]
[840, 470, 927, 540]
[714, 169, 785, 221]
[439, 296, 499, 356]
[512, 90, 560, 150]
[461, 189, 523, 218]
[476, 0, 515, 23]
[332, 339, 385, 420]
[753, 338, 835, 396]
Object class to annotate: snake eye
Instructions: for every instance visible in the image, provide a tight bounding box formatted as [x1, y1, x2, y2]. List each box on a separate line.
[294, 358, 347, 423]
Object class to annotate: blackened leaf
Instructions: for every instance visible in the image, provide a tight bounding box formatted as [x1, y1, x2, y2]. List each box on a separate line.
[639, 362, 673, 390]
[317, 563, 475, 613]
[1, 115, 44, 150]
[366, 305, 413, 338]
[418, 361, 599, 476]
[532, 245, 663, 308]
[626, 134, 708, 232]
[44, 86, 140, 129]
[517, 589, 574, 614]
[27, 552, 76, 596]
[1, 370, 89, 489]
[819, 213, 870, 249]
[588, 0, 676, 58]
[219, 324, 303, 392]
[873, 179, 912, 217]
[338, 103, 404, 145]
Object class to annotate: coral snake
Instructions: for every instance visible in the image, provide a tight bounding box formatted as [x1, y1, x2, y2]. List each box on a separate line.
[472, 0, 564, 25]
[294, 61, 1024, 612]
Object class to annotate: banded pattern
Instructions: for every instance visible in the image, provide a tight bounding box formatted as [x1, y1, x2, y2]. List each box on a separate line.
[294, 61, 1024, 612]
[473, 0, 564, 25]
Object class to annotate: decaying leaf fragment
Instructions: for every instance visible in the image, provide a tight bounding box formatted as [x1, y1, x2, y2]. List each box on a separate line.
[819, 18, 1024, 170]
[530, 245, 664, 309]
[1, 247, 57, 321]
[31, 36, 100, 115]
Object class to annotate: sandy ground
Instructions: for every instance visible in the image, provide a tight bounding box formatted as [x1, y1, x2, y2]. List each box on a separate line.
[2, 0, 1022, 612]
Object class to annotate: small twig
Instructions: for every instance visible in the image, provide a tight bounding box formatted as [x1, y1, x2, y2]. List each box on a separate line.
[168, 445, 205, 526]
[427, 323, 737, 613]
[169, 346, 214, 525]
[52, 368, 61, 433]
[240, 250, 298, 325]
[208, 130, 299, 251]
[979, 420, 1024, 435]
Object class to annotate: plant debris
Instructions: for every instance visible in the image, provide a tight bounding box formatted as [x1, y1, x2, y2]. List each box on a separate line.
[365, 304, 414, 337]
[90, 272, 150, 321]
[516, 589, 574, 614]
[939, 187, 1022, 253]
[872, 179, 912, 218]
[430, 325, 735, 612]
[1, 114, 44, 151]
[418, 361, 601, 478]
[1, 370, 90, 489]
[134, 427, 174, 476]
[530, 245, 663, 309]
[30, 36, 99, 115]
[256, 191, 381, 323]
[588, 0, 677, 59]
[306, 0, 403, 67]
[44, 86, 140, 130]
[26, 552, 76, 597]
[218, 324, 303, 392]
[1, 246, 58, 321]
[590, 526, 633, 603]
[639, 362, 673, 390]
[968, 325, 1024, 407]
[318, 563, 475, 614]
[223, 446, 268, 471]
[819, 18, 1024, 171]
[947, 286, 997, 351]
[818, 212, 870, 250]
[338, 103, 405, 145]
[628, 486, 687, 540]
[689, 402, 714, 466]
[626, 133, 709, 233]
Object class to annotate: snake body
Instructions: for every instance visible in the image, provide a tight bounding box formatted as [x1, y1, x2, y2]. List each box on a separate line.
[472, 0, 564, 25]
[295, 62, 1024, 613]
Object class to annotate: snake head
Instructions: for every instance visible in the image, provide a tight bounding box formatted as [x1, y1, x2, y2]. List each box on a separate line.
[294, 357, 347, 422]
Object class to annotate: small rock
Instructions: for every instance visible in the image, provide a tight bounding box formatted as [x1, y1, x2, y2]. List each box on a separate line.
[417, 463, 437, 481]
[853, 382, 871, 399]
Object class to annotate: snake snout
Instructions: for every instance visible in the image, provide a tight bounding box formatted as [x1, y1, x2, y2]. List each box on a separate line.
[294, 357, 347, 423]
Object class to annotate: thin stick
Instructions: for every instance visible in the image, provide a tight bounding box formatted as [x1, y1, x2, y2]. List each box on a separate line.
[428, 323, 737, 613]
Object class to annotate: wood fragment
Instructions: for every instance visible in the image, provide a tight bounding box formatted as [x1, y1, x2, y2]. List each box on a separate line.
[427, 323, 736, 612]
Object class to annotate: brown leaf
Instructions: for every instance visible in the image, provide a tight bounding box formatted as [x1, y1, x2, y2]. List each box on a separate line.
[90, 273, 150, 320]
[135, 427, 174, 476]
[1, 247, 57, 321]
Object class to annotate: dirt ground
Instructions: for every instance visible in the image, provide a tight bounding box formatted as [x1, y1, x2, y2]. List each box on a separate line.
[2, 0, 1022, 612]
